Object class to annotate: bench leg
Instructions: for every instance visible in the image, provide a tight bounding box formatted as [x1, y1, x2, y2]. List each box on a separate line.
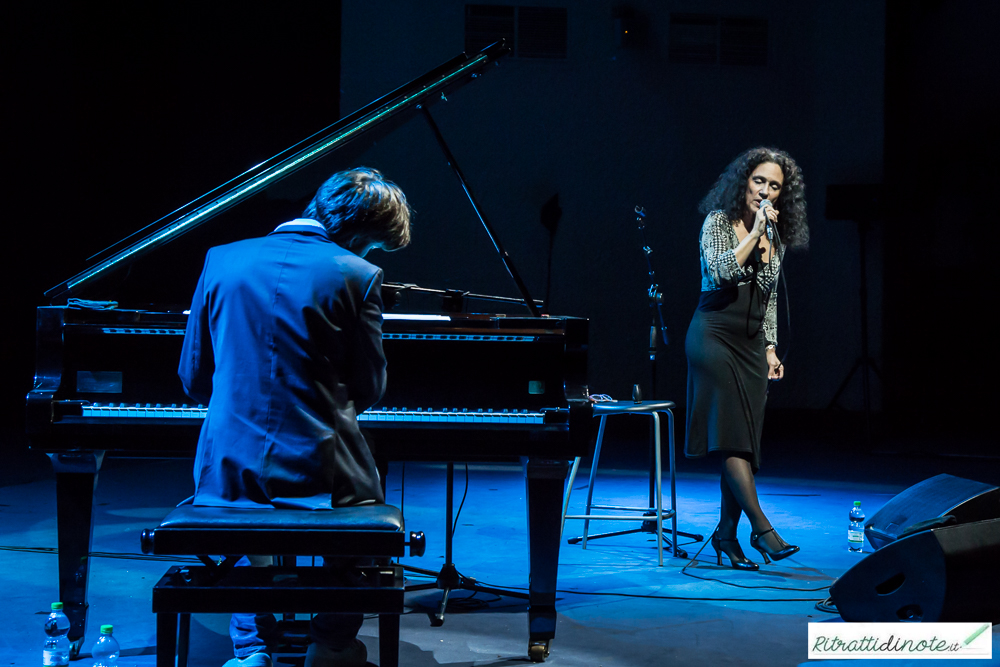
[157, 612, 177, 667]
[378, 613, 400, 667]
[178, 613, 191, 667]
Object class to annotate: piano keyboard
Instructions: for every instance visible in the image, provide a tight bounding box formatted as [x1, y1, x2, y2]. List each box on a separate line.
[79, 404, 546, 424]
[82, 404, 206, 418]
[360, 407, 544, 424]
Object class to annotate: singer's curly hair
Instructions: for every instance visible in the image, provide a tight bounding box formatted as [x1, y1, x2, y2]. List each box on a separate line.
[698, 147, 809, 249]
[304, 167, 412, 254]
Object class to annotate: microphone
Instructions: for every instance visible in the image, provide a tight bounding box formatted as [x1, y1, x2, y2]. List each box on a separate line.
[759, 199, 773, 241]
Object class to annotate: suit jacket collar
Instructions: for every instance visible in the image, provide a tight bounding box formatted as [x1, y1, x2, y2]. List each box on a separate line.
[269, 219, 331, 239]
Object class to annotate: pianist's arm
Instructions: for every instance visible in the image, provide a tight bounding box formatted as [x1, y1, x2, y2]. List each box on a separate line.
[178, 252, 215, 404]
[347, 268, 388, 412]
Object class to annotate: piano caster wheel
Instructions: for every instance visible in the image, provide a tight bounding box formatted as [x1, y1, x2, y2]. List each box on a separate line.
[429, 615, 444, 628]
[528, 640, 550, 662]
[70, 638, 84, 659]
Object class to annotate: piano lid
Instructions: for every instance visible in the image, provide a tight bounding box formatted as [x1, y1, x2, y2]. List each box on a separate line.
[46, 41, 510, 304]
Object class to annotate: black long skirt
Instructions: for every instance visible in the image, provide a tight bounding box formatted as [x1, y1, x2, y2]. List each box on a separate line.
[684, 282, 769, 473]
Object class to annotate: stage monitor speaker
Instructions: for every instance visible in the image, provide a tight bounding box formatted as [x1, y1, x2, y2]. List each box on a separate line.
[865, 474, 1000, 550]
[831, 518, 1000, 622]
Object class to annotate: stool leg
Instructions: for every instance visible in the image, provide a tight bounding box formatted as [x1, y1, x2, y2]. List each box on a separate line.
[379, 613, 400, 667]
[156, 612, 177, 667]
[561, 457, 582, 541]
[667, 409, 678, 558]
[653, 413, 663, 567]
[177, 614, 190, 667]
[582, 416, 608, 549]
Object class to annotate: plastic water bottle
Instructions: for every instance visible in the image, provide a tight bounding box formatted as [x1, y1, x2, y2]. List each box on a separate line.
[91, 625, 119, 667]
[848, 501, 865, 553]
[43, 602, 71, 666]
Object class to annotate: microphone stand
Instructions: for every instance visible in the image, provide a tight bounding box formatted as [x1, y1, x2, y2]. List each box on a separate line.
[637, 206, 671, 400]
[568, 206, 702, 555]
[637, 206, 701, 549]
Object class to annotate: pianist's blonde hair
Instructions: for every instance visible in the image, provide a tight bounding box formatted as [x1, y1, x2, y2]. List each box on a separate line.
[303, 167, 412, 253]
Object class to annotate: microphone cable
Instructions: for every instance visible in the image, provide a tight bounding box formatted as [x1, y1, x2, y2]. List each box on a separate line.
[768, 221, 793, 367]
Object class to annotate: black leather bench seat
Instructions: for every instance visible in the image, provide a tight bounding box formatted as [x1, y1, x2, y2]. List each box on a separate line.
[142, 504, 406, 557]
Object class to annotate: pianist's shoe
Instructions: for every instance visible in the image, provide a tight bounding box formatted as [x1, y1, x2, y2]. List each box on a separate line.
[222, 652, 272, 667]
[304, 639, 367, 667]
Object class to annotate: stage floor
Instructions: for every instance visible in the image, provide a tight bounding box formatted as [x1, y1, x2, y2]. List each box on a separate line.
[2, 430, 998, 666]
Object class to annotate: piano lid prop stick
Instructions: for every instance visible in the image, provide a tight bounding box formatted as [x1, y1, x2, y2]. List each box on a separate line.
[419, 105, 541, 317]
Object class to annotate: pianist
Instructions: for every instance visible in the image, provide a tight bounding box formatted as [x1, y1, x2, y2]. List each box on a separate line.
[178, 167, 412, 667]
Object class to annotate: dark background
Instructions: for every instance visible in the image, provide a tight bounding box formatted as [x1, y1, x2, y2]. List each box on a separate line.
[6, 1, 996, 461]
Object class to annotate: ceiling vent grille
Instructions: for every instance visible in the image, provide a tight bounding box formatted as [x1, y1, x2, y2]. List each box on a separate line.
[465, 5, 568, 59]
[669, 13, 768, 66]
[465, 5, 515, 54]
[517, 7, 568, 58]
[668, 14, 718, 65]
[720, 16, 768, 66]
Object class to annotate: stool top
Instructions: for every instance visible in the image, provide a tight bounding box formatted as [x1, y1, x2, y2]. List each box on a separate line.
[592, 399, 675, 416]
[156, 504, 404, 532]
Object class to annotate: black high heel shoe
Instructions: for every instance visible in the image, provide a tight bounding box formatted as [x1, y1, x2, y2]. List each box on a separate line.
[749, 527, 800, 564]
[711, 535, 759, 570]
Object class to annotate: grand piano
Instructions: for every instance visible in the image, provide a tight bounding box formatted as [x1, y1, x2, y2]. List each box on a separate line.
[27, 41, 591, 662]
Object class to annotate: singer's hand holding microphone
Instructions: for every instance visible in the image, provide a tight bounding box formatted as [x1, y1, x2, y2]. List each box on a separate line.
[754, 199, 778, 241]
[758, 198, 783, 381]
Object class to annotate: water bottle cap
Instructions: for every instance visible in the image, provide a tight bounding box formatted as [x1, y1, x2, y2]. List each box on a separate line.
[51, 602, 64, 610]
[100, 624, 113, 634]
[853, 501, 861, 506]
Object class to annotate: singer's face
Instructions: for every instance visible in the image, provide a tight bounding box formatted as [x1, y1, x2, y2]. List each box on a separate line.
[744, 162, 784, 216]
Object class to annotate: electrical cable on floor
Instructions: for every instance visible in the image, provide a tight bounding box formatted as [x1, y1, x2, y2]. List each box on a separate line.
[0, 545, 200, 562]
[366, 590, 508, 619]
[814, 597, 839, 614]
[363, 608, 423, 619]
[461, 580, 827, 603]
[0, 543, 828, 605]
[440, 590, 500, 611]
[452, 463, 470, 536]
[396, 459, 486, 605]
[676, 524, 833, 593]
[433, 464, 489, 598]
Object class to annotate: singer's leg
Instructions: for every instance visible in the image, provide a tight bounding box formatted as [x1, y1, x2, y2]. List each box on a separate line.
[718, 473, 743, 539]
[721, 454, 790, 552]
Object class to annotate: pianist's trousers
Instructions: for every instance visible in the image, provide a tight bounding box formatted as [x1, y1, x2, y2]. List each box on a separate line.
[230, 555, 364, 657]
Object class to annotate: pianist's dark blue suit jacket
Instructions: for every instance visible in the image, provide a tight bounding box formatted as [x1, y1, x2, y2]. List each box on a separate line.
[178, 219, 387, 509]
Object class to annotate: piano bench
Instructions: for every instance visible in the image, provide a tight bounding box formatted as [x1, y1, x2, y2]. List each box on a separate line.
[140, 504, 426, 667]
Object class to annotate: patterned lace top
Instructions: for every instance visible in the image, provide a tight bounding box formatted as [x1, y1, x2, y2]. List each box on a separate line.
[698, 210, 780, 347]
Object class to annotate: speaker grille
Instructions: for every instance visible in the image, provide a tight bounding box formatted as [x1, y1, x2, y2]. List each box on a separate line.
[865, 474, 1000, 550]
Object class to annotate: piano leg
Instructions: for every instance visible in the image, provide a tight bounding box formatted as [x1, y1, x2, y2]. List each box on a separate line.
[522, 457, 570, 663]
[48, 450, 105, 658]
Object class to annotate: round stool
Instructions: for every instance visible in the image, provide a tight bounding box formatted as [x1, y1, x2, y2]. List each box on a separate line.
[560, 400, 678, 566]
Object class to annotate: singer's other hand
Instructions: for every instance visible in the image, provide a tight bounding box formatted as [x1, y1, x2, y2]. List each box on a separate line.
[766, 347, 784, 380]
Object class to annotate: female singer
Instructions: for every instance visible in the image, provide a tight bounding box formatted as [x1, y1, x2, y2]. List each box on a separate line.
[684, 147, 809, 570]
